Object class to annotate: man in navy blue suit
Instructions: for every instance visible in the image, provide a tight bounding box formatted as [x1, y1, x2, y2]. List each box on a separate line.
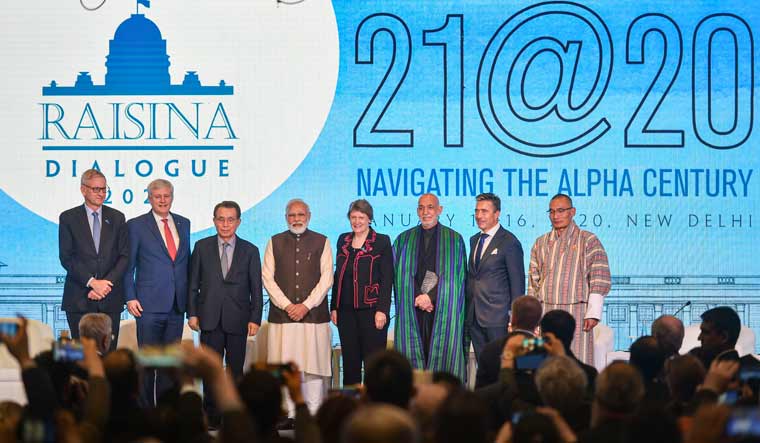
[466, 193, 525, 360]
[124, 178, 190, 405]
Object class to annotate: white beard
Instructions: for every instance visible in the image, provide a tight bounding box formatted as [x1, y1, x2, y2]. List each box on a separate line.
[289, 223, 307, 235]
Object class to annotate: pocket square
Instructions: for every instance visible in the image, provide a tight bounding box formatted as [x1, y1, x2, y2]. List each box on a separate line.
[491, 248, 498, 255]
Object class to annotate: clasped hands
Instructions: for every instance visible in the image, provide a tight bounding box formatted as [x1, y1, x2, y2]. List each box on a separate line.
[414, 294, 434, 312]
[88, 279, 113, 301]
[286, 303, 310, 322]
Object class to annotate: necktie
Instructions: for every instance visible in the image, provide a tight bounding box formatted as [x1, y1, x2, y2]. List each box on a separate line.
[474, 233, 489, 268]
[162, 219, 177, 261]
[92, 212, 101, 254]
[221, 242, 230, 278]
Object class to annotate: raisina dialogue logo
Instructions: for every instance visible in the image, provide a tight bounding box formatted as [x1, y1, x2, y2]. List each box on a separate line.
[0, 0, 338, 229]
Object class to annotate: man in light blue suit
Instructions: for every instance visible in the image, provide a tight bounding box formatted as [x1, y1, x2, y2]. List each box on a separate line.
[124, 178, 191, 406]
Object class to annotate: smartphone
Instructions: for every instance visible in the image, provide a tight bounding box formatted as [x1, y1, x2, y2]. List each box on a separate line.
[0, 322, 19, 337]
[265, 363, 293, 381]
[739, 367, 760, 382]
[719, 390, 740, 406]
[135, 345, 183, 368]
[328, 387, 361, 399]
[515, 352, 548, 370]
[725, 408, 760, 438]
[53, 341, 84, 362]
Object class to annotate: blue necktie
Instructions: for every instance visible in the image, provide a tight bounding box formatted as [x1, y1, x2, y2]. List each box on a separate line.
[92, 212, 101, 254]
[475, 233, 488, 268]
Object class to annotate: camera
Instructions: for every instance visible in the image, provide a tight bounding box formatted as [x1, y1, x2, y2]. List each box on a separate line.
[515, 337, 548, 370]
[135, 345, 184, 368]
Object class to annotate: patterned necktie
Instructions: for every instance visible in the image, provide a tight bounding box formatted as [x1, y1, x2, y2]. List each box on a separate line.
[162, 219, 177, 261]
[475, 233, 489, 268]
[221, 242, 230, 278]
[92, 212, 101, 254]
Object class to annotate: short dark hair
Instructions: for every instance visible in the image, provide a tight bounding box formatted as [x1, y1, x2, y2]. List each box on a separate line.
[213, 200, 241, 219]
[475, 193, 501, 212]
[347, 199, 374, 221]
[595, 362, 644, 415]
[238, 369, 282, 437]
[432, 390, 489, 443]
[701, 306, 741, 347]
[364, 350, 414, 408]
[511, 296, 542, 332]
[540, 310, 576, 351]
[550, 193, 573, 207]
[629, 335, 667, 382]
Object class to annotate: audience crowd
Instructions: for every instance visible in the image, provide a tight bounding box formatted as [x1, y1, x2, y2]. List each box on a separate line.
[0, 303, 759, 443]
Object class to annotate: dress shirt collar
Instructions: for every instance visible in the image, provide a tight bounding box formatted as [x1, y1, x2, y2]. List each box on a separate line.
[152, 211, 174, 225]
[480, 223, 501, 237]
[218, 235, 237, 249]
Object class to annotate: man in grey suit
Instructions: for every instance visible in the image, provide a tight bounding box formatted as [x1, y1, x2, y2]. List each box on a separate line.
[188, 200, 262, 424]
[59, 168, 129, 348]
[466, 193, 525, 360]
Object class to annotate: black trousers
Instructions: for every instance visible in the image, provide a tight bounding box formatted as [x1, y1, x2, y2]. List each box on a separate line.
[337, 308, 387, 386]
[66, 310, 121, 352]
[200, 323, 247, 422]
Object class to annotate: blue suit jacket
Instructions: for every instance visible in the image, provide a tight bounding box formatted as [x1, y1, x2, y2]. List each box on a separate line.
[466, 226, 525, 328]
[124, 211, 191, 313]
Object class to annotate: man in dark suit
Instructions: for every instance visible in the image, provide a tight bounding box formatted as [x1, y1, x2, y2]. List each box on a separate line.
[188, 201, 263, 422]
[59, 169, 128, 347]
[124, 178, 191, 405]
[466, 193, 525, 360]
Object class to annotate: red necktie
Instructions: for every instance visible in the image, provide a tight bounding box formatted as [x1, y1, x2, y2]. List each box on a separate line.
[162, 219, 177, 261]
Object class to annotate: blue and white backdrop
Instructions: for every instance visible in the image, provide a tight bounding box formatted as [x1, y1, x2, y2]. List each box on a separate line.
[0, 0, 758, 351]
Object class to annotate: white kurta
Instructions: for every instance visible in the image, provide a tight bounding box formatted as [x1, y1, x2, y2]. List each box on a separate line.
[262, 237, 334, 377]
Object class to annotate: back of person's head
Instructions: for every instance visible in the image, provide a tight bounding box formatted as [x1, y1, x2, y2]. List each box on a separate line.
[316, 394, 359, 443]
[651, 315, 684, 357]
[629, 335, 667, 382]
[594, 362, 644, 415]
[623, 407, 682, 443]
[432, 371, 462, 390]
[511, 296, 542, 332]
[0, 401, 22, 437]
[540, 310, 576, 351]
[103, 349, 140, 404]
[364, 350, 413, 408]
[700, 306, 741, 347]
[238, 369, 282, 437]
[512, 411, 561, 443]
[78, 313, 113, 354]
[535, 356, 588, 414]
[341, 404, 419, 443]
[666, 354, 706, 403]
[432, 389, 489, 443]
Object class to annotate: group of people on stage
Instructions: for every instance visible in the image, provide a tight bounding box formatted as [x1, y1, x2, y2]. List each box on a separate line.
[58, 168, 611, 419]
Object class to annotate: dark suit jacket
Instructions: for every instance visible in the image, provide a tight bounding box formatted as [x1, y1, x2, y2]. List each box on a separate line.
[330, 229, 394, 316]
[466, 226, 525, 327]
[59, 204, 129, 313]
[124, 211, 191, 313]
[187, 235, 263, 334]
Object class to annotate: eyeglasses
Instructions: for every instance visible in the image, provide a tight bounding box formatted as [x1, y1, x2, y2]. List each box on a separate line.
[547, 207, 573, 215]
[83, 184, 109, 194]
[214, 217, 238, 224]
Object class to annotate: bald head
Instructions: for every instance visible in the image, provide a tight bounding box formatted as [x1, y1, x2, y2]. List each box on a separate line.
[417, 194, 442, 229]
[651, 315, 684, 357]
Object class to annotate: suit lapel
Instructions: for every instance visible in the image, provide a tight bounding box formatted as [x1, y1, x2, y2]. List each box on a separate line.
[146, 212, 171, 259]
[78, 205, 98, 255]
[224, 236, 242, 280]
[477, 227, 505, 270]
[174, 215, 189, 261]
[99, 206, 114, 255]
[469, 235, 478, 272]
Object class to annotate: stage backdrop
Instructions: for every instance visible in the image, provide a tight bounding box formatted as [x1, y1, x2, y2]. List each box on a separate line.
[0, 0, 757, 352]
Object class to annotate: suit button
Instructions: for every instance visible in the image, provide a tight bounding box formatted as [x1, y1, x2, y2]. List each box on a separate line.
[296, 297, 300, 301]
[296, 285, 299, 289]
[296, 260, 299, 264]
[296, 248, 300, 252]
[296, 272, 299, 276]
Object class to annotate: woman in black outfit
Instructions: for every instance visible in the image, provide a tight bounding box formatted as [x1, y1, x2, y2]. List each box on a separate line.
[331, 199, 394, 386]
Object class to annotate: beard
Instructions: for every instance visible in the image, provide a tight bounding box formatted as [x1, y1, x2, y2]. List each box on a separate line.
[289, 223, 308, 235]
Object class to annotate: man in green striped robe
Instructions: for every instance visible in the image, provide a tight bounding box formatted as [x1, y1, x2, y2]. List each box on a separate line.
[392, 194, 468, 381]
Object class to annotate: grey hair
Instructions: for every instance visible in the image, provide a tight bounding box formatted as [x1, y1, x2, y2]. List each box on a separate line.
[80, 169, 106, 185]
[535, 355, 588, 413]
[78, 313, 113, 352]
[285, 198, 310, 215]
[147, 179, 174, 195]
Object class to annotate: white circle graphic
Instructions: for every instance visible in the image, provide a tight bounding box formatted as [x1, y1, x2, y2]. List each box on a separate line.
[0, 0, 338, 230]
